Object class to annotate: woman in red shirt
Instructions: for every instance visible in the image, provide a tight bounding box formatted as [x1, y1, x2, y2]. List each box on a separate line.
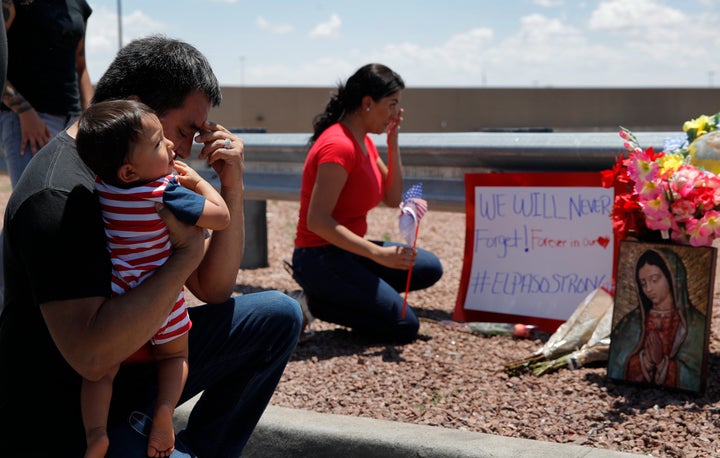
[291, 63, 443, 343]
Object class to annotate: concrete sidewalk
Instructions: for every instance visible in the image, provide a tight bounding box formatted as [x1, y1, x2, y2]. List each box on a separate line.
[174, 401, 645, 458]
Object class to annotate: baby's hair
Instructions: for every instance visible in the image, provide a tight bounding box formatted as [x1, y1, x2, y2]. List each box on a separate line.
[77, 100, 156, 187]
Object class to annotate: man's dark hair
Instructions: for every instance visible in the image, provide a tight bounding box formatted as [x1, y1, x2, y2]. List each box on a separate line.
[76, 99, 155, 188]
[92, 35, 222, 116]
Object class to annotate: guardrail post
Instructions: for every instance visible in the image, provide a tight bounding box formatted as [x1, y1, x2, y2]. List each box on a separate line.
[241, 199, 269, 269]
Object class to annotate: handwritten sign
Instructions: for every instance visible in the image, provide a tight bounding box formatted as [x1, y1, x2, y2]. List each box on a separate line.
[454, 172, 614, 332]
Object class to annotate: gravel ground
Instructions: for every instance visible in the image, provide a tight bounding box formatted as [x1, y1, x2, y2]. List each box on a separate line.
[247, 199, 720, 458]
[3, 171, 719, 458]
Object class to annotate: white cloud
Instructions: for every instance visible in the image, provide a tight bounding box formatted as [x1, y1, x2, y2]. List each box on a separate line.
[309, 13, 342, 38]
[584, 0, 719, 81]
[84, 7, 168, 84]
[84, 7, 119, 56]
[256, 16, 294, 34]
[534, 0, 564, 6]
[83, 1, 720, 88]
[363, 28, 494, 86]
[497, 14, 587, 65]
[121, 10, 168, 43]
[588, 0, 687, 32]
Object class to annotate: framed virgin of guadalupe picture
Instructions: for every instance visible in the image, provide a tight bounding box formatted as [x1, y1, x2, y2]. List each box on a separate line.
[607, 240, 716, 394]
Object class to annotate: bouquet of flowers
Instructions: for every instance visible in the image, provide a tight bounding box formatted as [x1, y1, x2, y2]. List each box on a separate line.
[602, 112, 720, 247]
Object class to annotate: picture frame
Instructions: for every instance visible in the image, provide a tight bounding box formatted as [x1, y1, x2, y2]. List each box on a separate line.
[607, 240, 716, 394]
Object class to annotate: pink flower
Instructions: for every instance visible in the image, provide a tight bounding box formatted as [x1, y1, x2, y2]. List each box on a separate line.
[607, 125, 720, 247]
[685, 218, 712, 246]
[693, 188, 715, 210]
[699, 172, 720, 189]
[670, 165, 702, 198]
[626, 151, 659, 185]
[698, 210, 720, 237]
[644, 212, 674, 231]
[642, 199, 673, 231]
[670, 199, 697, 222]
[636, 179, 663, 201]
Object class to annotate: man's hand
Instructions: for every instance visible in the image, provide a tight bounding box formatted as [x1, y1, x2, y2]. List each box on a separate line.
[156, 203, 205, 262]
[194, 121, 245, 191]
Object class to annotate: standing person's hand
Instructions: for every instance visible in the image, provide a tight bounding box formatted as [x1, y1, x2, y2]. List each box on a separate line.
[194, 121, 245, 191]
[19, 109, 51, 156]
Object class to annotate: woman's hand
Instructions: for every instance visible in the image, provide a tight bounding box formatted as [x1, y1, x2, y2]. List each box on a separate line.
[373, 244, 417, 270]
[386, 108, 404, 152]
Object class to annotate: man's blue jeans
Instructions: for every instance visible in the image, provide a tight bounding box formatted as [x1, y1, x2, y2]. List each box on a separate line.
[291, 241, 443, 343]
[105, 291, 303, 458]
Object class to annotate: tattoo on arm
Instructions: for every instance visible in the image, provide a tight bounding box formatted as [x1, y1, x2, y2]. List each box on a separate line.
[3, 84, 32, 114]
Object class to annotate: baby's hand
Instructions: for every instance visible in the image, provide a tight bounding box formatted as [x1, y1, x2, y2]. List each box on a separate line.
[173, 160, 204, 191]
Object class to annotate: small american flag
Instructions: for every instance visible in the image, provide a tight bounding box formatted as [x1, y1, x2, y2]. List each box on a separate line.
[399, 183, 428, 318]
[402, 183, 427, 220]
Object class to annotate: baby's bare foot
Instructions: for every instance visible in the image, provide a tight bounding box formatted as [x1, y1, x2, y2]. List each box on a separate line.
[147, 403, 175, 457]
[85, 427, 109, 458]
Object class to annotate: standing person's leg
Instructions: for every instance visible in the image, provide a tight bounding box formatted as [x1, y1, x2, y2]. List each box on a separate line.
[0, 111, 31, 188]
[292, 245, 421, 342]
[106, 291, 302, 458]
[0, 111, 70, 187]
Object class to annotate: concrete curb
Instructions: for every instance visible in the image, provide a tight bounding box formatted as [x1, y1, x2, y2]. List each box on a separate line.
[174, 401, 645, 458]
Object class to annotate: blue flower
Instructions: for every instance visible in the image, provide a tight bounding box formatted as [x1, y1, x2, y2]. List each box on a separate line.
[663, 136, 688, 154]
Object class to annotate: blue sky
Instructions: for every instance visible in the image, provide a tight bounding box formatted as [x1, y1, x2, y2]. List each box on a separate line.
[84, 0, 720, 88]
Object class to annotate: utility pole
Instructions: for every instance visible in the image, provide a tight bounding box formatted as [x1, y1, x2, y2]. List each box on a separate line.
[117, 0, 123, 50]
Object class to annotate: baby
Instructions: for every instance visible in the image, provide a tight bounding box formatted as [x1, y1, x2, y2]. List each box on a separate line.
[76, 99, 230, 457]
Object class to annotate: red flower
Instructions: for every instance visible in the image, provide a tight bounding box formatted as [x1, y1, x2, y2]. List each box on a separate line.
[601, 155, 628, 188]
[610, 192, 644, 240]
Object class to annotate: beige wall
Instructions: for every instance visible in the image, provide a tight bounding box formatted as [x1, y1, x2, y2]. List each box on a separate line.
[210, 87, 720, 134]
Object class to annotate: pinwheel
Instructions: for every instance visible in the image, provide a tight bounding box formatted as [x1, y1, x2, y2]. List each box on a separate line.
[398, 183, 427, 318]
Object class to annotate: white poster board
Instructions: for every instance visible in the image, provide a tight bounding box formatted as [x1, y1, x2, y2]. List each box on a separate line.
[455, 173, 614, 329]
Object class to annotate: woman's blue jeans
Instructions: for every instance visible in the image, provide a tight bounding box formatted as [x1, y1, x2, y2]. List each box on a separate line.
[104, 291, 302, 458]
[291, 241, 443, 343]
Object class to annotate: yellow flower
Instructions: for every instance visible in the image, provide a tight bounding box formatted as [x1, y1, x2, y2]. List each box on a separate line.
[683, 114, 714, 142]
[658, 153, 684, 173]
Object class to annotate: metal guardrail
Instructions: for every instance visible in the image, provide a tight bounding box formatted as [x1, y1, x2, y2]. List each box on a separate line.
[191, 131, 676, 213]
